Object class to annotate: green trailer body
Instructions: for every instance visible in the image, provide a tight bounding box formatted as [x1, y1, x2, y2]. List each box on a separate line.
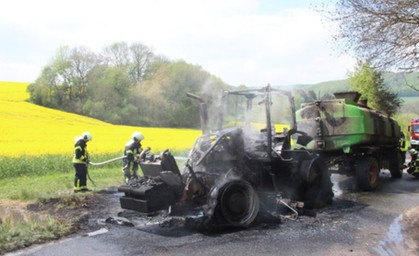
[296, 93, 401, 153]
[295, 91, 404, 191]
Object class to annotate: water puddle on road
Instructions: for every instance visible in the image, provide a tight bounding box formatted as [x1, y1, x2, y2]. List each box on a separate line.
[373, 214, 406, 256]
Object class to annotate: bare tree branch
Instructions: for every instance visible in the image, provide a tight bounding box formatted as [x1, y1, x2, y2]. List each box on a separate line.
[325, 0, 419, 72]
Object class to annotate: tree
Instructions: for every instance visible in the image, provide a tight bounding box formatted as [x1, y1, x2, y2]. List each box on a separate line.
[328, 0, 419, 85]
[84, 66, 133, 124]
[102, 42, 130, 68]
[27, 65, 67, 107]
[27, 41, 231, 127]
[27, 46, 98, 113]
[69, 46, 98, 99]
[129, 42, 153, 83]
[348, 61, 402, 116]
[101, 41, 154, 84]
[53, 46, 73, 100]
[135, 60, 229, 127]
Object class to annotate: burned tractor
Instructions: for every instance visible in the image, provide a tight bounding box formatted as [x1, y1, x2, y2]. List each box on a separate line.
[118, 85, 333, 228]
[295, 91, 404, 191]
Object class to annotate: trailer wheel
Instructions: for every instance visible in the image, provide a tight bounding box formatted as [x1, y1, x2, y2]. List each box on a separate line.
[356, 156, 379, 191]
[300, 158, 334, 209]
[389, 150, 403, 179]
[211, 180, 260, 228]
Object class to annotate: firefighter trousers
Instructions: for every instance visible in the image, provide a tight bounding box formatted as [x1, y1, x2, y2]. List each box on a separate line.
[74, 163, 88, 191]
[122, 160, 138, 183]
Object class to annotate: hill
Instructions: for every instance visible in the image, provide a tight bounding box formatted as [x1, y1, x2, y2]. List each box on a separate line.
[0, 81, 200, 157]
[292, 72, 419, 97]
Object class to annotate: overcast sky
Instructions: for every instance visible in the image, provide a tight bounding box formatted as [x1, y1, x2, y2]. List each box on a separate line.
[0, 0, 354, 87]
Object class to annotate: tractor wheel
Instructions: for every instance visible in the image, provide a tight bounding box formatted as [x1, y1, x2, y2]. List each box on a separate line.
[356, 156, 379, 191]
[300, 158, 334, 209]
[389, 150, 403, 179]
[211, 180, 260, 228]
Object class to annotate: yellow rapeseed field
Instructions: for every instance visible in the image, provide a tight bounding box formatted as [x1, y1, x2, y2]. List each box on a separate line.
[0, 81, 201, 157]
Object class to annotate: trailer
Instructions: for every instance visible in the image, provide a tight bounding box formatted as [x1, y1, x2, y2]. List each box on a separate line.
[296, 91, 404, 191]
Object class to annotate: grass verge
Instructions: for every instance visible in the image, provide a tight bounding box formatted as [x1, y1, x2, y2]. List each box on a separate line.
[0, 153, 125, 180]
[0, 215, 72, 253]
[0, 166, 124, 200]
[0, 150, 189, 253]
[0, 166, 123, 254]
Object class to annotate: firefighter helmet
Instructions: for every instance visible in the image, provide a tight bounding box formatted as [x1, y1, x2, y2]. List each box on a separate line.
[82, 131, 92, 141]
[132, 131, 144, 142]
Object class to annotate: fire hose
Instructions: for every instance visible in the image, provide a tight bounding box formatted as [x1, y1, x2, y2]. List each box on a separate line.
[89, 155, 187, 166]
[86, 154, 185, 185]
[89, 156, 126, 166]
[86, 156, 126, 187]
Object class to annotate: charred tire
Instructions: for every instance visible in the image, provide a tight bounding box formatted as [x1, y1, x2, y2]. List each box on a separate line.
[389, 150, 403, 179]
[213, 180, 260, 227]
[356, 156, 379, 191]
[298, 158, 334, 209]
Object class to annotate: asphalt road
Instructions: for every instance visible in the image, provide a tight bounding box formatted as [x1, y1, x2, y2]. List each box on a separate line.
[8, 171, 419, 256]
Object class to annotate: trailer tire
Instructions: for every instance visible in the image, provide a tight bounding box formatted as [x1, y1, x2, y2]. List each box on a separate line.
[389, 150, 403, 179]
[356, 156, 379, 191]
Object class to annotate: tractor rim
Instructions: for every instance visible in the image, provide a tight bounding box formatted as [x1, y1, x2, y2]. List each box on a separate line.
[219, 181, 259, 227]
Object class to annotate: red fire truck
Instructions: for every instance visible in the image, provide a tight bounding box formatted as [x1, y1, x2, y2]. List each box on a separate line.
[409, 118, 419, 150]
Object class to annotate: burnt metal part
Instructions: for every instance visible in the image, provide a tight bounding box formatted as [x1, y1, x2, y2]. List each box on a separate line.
[118, 151, 183, 213]
[118, 85, 334, 229]
[119, 181, 177, 212]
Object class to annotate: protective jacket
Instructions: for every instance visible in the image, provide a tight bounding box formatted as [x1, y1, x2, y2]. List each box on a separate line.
[73, 137, 90, 192]
[407, 149, 419, 177]
[124, 139, 141, 162]
[72, 138, 89, 164]
[122, 139, 142, 183]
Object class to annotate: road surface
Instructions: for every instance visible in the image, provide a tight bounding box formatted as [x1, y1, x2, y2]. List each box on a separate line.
[8, 171, 419, 256]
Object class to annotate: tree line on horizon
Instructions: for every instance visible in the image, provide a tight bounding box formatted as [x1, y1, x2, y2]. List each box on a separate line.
[26, 40, 409, 129]
[27, 42, 229, 128]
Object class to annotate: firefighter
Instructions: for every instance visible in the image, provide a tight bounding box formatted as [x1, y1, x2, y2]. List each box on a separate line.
[73, 131, 92, 192]
[123, 131, 144, 183]
[407, 148, 419, 177]
[400, 132, 409, 162]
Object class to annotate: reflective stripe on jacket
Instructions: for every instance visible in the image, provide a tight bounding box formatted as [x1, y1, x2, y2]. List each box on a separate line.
[124, 139, 142, 163]
[72, 139, 89, 164]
